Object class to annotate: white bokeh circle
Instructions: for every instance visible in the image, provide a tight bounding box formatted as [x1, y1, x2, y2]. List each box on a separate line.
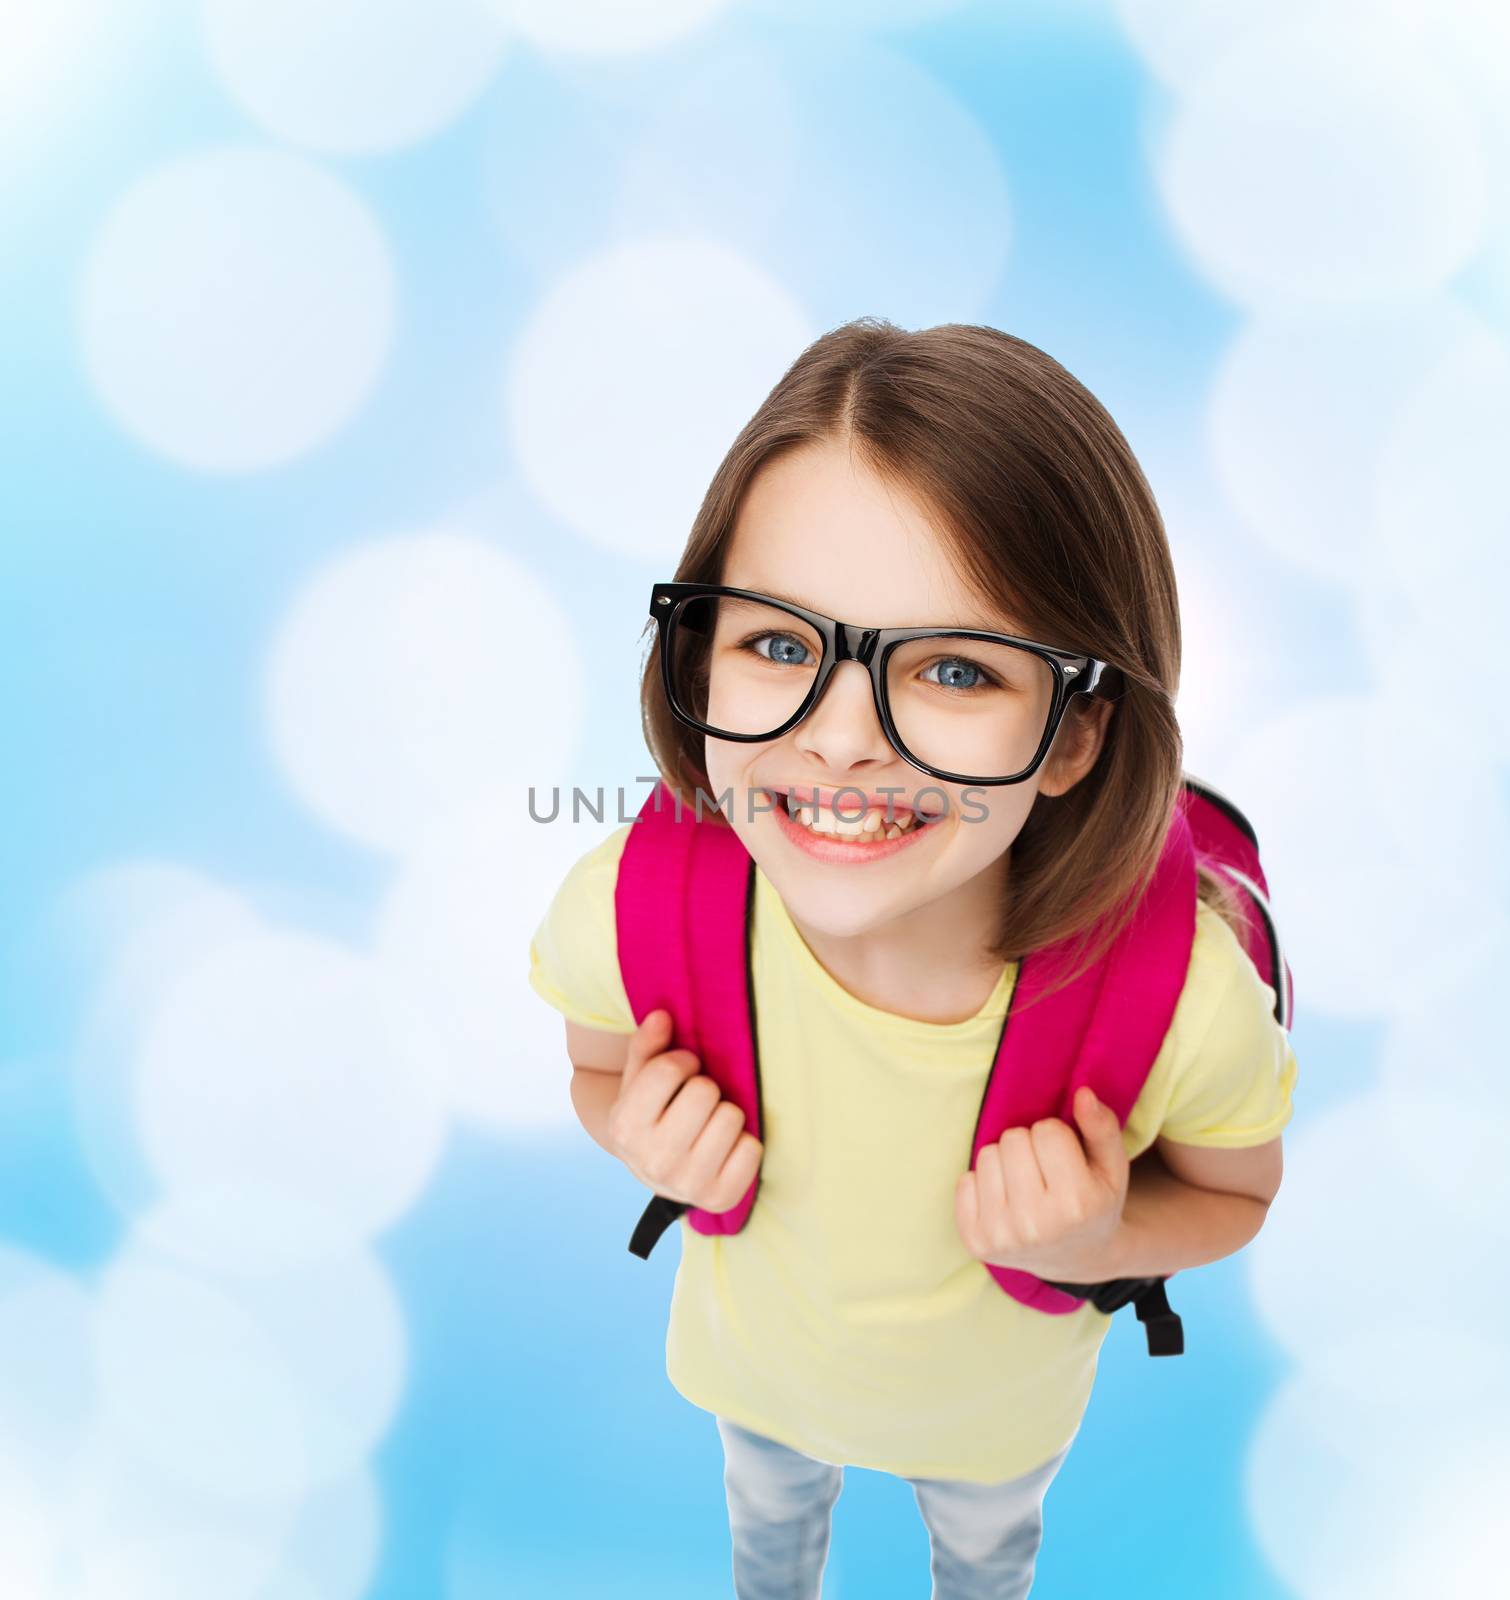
[612, 38, 1010, 334]
[133, 928, 448, 1246]
[481, 38, 802, 288]
[0, 1248, 97, 1496]
[1348, 320, 1510, 766]
[1374, 319, 1510, 697]
[94, 1231, 405, 1502]
[58, 862, 265, 1220]
[487, 35, 1009, 344]
[202, 0, 510, 154]
[1206, 298, 1483, 586]
[65, 1431, 378, 1600]
[373, 778, 625, 1129]
[1214, 694, 1510, 1019]
[1388, 0, 1510, 150]
[1166, 547, 1279, 772]
[72, 1528, 286, 1600]
[1375, 915, 1510, 1238]
[93, 1252, 306, 1502]
[1354, 571, 1510, 771]
[1153, 15, 1486, 307]
[1245, 1323, 1510, 1597]
[80, 144, 395, 471]
[135, 1183, 386, 1278]
[265, 529, 582, 855]
[0, 1449, 61, 1595]
[1382, 1449, 1510, 1598]
[201, 1248, 406, 1497]
[1247, 1091, 1510, 1360]
[273, 1467, 381, 1600]
[1113, 0, 1372, 90]
[504, 234, 811, 562]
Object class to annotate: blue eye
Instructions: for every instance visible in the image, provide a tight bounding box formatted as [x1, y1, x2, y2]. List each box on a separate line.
[921, 657, 994, 692]
[748, 632, 812, 666]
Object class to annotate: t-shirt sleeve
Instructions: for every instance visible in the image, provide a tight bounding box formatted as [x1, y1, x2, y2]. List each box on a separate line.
[526, 825, 638, 1036]
[1154, 903, 1297, 1148]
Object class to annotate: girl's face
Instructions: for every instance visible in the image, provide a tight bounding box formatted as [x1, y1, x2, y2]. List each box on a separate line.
[702, 438, 1111, 943]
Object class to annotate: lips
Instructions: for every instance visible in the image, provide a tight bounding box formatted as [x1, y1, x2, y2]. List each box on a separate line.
[763, 788, 939, 860]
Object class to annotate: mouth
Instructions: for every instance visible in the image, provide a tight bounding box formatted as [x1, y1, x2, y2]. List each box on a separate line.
[760, 785, 942, 845]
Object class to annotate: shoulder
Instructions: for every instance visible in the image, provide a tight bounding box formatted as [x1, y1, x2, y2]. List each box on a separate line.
[536, 821, 635, 949]
[1124, 899, 1296, 1153]
[1183, 897, 1282, 1044]
[526, 823, 637, 1034]
[561, 821, 635, 898]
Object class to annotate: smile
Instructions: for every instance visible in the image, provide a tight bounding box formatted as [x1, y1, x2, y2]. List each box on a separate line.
[760, 785, 943, 861]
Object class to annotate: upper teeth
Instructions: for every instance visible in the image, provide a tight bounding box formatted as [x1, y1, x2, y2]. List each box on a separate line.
[783, 793, 918, 839]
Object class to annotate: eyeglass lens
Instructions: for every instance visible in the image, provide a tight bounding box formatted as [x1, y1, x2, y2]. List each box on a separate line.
[666, 593, 1057, 781]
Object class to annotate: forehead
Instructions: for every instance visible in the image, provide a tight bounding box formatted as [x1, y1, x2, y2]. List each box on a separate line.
[723, 443, 1031, 634]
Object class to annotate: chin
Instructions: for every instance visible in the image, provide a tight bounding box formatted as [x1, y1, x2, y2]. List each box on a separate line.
[769, 878, 902, 939]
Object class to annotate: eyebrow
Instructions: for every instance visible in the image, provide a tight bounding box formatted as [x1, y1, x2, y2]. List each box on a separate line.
[733, 582, 821, 612]
[730, 581, 1031, 637]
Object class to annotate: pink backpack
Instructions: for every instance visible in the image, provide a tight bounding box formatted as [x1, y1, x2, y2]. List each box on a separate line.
[613, 777, 1293, 1357]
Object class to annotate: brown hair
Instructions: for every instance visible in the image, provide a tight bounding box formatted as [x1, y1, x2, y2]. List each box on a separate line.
[636, 317, 1246, 1006]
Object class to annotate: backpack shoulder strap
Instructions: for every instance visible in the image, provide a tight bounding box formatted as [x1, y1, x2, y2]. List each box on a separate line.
[615, 781, 760, 1260]
[1180, 775, 1293, 1030]
[976, 800, 1198, 1356]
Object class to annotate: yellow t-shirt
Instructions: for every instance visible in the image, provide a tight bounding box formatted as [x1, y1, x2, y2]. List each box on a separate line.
[528, 823, 1296, 1483]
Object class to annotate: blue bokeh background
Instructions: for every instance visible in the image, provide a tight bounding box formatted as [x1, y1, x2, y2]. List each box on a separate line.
[5, 1, 1507, 1595]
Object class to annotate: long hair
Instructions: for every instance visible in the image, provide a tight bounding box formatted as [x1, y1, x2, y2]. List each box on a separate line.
[637, 317, 1243, 1005]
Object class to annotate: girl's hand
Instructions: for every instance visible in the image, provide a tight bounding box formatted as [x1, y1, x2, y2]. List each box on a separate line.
[953, 1087, 1130, 1283]
[607, 1008, 764, 1211]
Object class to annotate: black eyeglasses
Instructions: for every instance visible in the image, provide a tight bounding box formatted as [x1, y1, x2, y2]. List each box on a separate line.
[648, 581, 1121, 787]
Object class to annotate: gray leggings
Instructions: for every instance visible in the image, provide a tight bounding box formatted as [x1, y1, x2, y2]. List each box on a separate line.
[715, 1416, 1070, 1599]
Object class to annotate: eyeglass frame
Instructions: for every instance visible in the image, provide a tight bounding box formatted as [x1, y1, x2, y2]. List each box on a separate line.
[648, 580, 1123, 787]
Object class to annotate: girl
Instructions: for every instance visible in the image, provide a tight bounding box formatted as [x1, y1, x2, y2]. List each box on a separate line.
[528, 320, 1296, 1599]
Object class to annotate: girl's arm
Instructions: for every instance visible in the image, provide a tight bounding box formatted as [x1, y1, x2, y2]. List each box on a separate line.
[565, 1018, 631, 1157]
[1094, 1135, 1282, 1281]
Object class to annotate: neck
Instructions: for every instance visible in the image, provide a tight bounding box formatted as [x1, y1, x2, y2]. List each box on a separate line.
[782, 848, 1012, 1025]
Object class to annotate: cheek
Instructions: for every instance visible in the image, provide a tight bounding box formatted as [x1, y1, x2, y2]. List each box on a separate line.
[946, 786, 1036, 856]
[700, 740, 777, 827]
[702, 739, 756, 793]
[701, 739, 726, 789]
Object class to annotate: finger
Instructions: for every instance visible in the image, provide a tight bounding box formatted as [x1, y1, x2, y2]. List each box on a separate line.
[1070, 1087, 1128, 1185]
[616, 1044, 700, 1147]
[954, 1169, 983, 1256]
[997, 1126, 1046, 1215]
[621, 1008, 673, 1088]
[1030, 1117, 1092, 1195]
[706, 1130, 764, 1211]
[653, 1072, 725, 1156]
[622, 1070, 713, 1190]
[621, 1046, 700, 1117]
[975, 1140, 1012, 1233]
[681, 1099, 755, 1208]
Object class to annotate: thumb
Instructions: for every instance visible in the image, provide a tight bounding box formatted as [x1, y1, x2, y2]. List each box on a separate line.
[1071, 1086, 1126, 1181]
[622, 1007, 673, 1088]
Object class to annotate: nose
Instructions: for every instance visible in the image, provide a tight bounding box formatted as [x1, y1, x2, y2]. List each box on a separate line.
[792, 659, 892, 773]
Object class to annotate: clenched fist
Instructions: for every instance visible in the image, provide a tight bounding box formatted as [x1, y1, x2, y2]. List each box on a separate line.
[607, 1008, 764, 1212]
[954, 1086, 1130, 1283]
